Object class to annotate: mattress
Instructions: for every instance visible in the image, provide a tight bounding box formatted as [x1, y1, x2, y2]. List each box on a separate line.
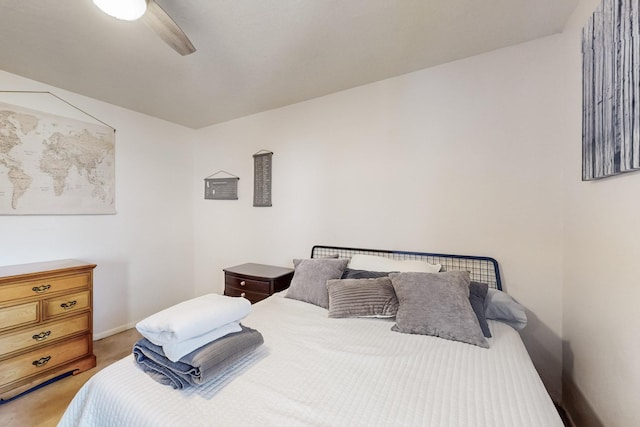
[58, 292, 562, 427]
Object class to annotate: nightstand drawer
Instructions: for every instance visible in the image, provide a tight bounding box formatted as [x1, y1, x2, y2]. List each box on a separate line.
[225, 275, 270, 294]
[224, 286, 269, 303]
[0, 301, 39, 331]
[0, 273, 90, 302]
[0, 312, 91, 358]
[43, 291, 90, 319]
[0, 334, 91, 388]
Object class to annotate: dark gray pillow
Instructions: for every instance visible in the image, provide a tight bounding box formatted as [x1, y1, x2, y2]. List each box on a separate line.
[469, 281, 491, 338]
[326, 277, 398, 318]
[389, 271, 488, 348]
[285, 258, 349, 308]
[340, 268, 389, 280]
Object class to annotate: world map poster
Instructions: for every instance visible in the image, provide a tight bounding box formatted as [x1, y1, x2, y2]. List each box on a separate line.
[0, 101, 115, 214]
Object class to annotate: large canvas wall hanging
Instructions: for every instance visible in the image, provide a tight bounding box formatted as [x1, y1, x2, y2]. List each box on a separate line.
[582, 0, 640, 180]
[0, 92, 115, 214]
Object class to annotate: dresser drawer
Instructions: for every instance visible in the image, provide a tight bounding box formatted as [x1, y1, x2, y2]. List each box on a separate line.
[225, 274, 270, 294]
[0, 273, 90, 303]
[0, 301, 39, 331]
[0, 312, 91, 358]
[0, 334, 91, 387]
[43, 291, 90, 319]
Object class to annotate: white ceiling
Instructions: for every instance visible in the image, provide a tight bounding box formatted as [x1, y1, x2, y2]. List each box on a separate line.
[0, 0, 578, 129]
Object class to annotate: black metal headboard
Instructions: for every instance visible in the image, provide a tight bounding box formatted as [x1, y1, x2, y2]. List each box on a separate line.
[311, 245, 502, 290]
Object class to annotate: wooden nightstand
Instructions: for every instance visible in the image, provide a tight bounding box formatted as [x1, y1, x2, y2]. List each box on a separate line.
[223, 263, 294, 304]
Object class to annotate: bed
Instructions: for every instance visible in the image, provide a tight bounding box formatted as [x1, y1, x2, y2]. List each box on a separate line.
[58, 246, 562, 427]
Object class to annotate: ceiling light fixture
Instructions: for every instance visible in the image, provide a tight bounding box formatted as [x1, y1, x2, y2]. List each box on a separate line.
[93, 0, 148, 21]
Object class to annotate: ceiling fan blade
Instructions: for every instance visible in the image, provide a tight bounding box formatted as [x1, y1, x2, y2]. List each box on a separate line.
[141, 0, 196, 56]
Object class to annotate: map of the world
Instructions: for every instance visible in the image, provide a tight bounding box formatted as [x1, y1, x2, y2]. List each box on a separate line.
[0, 101, 115, 214]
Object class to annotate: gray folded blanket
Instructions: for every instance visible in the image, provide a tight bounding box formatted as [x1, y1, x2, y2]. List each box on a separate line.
[133, 325, 264, 389]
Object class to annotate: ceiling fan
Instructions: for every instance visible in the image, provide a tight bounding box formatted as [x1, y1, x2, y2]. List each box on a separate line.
[93, 0, 196, 56]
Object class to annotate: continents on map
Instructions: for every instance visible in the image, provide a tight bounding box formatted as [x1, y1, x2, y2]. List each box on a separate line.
[41, 131, 114, 200]
[0, 101, 115, 214]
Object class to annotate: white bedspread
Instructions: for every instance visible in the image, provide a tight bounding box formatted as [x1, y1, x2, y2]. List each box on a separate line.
[58, 293, 562, 427]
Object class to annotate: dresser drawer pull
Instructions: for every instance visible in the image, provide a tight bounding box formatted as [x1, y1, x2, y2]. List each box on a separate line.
[32, 356, 52, 367]
[240, 292, 246, 297]
[32, 284, 51, 293]
[240, 281, 246, 286]
[32, 331, 52, 341]
[60, 300, 78, 310]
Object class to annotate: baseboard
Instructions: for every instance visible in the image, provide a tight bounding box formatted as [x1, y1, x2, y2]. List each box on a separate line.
[562, 371, 605, 427]
[93, 321, 138, 340]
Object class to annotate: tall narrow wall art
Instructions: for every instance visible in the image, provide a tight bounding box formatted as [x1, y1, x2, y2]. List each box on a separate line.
[583, 0, 640, 180]
[253, 150, 272, 207]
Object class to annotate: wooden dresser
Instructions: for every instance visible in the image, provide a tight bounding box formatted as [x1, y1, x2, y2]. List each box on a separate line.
[223, 263, 294, 304]
[0, 260, 97, 402]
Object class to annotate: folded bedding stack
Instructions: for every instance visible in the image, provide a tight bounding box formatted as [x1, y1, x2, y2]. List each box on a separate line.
[133, 294, 263, 389]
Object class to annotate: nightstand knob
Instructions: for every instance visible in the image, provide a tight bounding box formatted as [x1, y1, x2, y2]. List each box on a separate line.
[240, 281, 246, 286]
[240, 292, 246, 298]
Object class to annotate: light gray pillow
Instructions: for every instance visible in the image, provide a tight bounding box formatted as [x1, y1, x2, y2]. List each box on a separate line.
[389, 271, 488, 348]
[485, 288, 527, 330]
[285, 258, 349, 308]
[326, 277, 398, 318]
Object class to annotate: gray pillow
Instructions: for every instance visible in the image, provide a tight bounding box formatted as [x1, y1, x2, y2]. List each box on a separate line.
[469, 281, 491, 338]
[389, 271, 488, 348]
[326, 277, 398, 318]
[485, 288, 527, 330]
[285, 258, 349, 308]
[340, 268, 389, 280]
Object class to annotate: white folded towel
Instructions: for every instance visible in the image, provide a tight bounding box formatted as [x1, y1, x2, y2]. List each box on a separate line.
[136, 294, 251, 345]
[162, 321, 243, 362]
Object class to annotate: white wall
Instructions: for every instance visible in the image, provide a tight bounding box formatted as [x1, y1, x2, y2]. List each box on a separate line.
[193, 35, 567, 399]
[561, 1, 640, 425]
[0, 70, 196, 338]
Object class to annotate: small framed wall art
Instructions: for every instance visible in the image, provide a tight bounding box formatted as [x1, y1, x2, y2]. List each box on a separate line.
[204, 171, 239, 200]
